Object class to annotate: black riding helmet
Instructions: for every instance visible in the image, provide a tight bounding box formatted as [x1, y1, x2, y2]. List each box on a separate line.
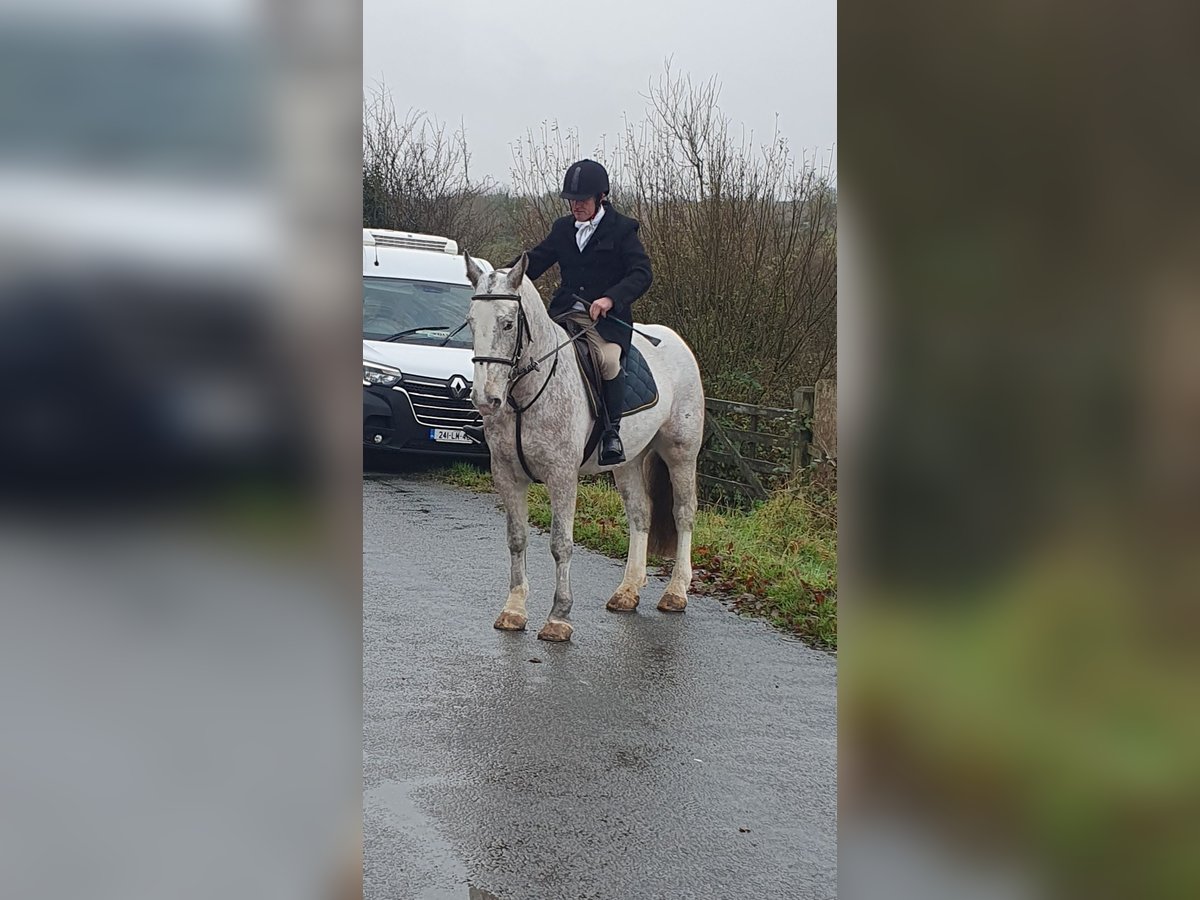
[560, 159, 609, 201]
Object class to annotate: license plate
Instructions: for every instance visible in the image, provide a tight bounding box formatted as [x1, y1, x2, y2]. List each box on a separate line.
[430, 428, 473, 444]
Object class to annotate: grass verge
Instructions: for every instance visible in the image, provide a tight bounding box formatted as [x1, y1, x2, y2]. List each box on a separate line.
[435, 461, 837, 650]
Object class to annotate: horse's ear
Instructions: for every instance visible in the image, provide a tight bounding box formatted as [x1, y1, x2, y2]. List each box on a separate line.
[463, 250, 485, 287]
[505, 252, 528, 292]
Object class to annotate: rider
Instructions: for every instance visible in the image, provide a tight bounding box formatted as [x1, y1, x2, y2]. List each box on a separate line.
[471, 159, 652, 465]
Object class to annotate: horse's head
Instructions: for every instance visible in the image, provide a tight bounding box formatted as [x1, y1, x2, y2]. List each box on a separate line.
[463, 250, 529, 415]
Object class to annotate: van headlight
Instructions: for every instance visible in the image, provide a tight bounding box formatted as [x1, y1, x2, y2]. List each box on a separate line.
[363, 362, 403, 387]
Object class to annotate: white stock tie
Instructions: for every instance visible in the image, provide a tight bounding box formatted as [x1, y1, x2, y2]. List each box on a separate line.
[574, 204, 605, 251]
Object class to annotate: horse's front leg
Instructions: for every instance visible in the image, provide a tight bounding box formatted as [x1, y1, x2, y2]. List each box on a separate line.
[537, 474, 579, 642]
[493, 474, 530, 631]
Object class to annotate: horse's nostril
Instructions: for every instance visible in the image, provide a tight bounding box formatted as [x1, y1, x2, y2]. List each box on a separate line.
[476, 395, 502, 414]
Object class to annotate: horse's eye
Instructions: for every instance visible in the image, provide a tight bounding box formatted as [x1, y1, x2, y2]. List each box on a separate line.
[503, 322, 514, 331]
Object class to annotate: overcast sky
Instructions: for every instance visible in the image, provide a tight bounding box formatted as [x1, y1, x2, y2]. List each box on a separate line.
[363, 0, 836, 187]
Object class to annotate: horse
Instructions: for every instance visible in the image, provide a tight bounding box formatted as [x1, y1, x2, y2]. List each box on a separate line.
[463, 250, 705, 642]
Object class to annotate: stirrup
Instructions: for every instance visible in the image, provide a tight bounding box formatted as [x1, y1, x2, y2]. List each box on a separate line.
[599, 431, 625, 466]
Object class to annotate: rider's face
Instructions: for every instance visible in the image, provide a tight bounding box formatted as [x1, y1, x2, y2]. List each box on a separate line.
[568, 196, 598, 221]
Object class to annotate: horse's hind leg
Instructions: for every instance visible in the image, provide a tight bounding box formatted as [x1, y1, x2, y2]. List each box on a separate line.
[537, 473, 579, 642]
[607, 456, 650, 612]
[493, 471, 530, 631]
[657, 447, 699, 613]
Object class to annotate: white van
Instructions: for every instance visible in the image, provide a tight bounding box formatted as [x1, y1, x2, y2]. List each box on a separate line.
[362, 228, 493, 458]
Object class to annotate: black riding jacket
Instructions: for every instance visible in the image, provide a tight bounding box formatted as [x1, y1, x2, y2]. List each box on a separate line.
[517, 203, 653, 354]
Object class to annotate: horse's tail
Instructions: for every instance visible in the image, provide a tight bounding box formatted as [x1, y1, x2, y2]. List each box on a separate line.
[645, 451, 678, 558]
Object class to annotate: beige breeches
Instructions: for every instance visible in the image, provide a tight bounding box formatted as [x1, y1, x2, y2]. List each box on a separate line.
[568, 311, 622, 380]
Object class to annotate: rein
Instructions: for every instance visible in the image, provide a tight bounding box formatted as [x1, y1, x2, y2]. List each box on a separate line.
[468, 291, 602, 410]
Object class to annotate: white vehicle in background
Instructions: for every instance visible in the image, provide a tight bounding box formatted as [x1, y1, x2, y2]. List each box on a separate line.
[362, 228, 492, 458]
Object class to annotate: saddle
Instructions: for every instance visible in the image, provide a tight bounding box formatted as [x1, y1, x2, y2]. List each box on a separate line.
[561, 319, 660, 463]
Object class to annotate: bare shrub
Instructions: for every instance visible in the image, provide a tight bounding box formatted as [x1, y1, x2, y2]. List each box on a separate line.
[362, 83, 500, 256]
[508, 64, 836, 405]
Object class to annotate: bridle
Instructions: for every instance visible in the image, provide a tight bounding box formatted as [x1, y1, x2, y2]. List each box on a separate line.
[468, 292, 533, 370]
[468, 290, 554, 416]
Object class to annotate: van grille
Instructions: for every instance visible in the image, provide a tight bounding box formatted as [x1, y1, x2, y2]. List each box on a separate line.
[399, 375, 481, 428]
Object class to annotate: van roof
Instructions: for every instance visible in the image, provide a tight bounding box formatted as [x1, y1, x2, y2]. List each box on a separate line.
[362, 228, 492, 283]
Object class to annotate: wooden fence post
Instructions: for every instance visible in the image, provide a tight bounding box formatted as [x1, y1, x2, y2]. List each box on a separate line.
[792, 386, 815, 475]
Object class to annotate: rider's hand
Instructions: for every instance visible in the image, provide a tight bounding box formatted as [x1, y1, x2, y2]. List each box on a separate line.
[590, 297, 614, 321]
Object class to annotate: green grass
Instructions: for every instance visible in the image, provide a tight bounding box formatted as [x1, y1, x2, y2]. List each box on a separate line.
[431, 461, 837, 649]
[692, 489, 837, 649]
[439, 460, 495, 492]
[528, 480, 636, 559]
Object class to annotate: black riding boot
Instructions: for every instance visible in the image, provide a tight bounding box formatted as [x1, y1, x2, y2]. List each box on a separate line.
[599, 372, 626, 466]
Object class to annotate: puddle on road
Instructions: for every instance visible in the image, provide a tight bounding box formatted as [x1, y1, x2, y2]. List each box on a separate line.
[367, 778, 467, 900]
[366, 779, 506, 900]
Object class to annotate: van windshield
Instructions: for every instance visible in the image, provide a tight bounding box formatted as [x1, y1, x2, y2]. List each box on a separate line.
[363, 277, 474, 347]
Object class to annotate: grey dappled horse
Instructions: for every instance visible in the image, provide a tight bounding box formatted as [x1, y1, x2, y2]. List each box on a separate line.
[464, 251, 705, 642]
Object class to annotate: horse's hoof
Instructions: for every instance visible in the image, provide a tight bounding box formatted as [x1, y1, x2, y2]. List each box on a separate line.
[657, 592, 688, 613]
[494, 611, 528, 631]
[536, 620, 573, 642]
[606, 586, 640, 612]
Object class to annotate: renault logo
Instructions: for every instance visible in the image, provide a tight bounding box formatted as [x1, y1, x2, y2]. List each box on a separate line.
[448, 375, 470, 400]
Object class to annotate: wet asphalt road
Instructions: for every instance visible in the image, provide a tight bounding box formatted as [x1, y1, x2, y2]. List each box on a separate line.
[363, 466, 837, 900]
